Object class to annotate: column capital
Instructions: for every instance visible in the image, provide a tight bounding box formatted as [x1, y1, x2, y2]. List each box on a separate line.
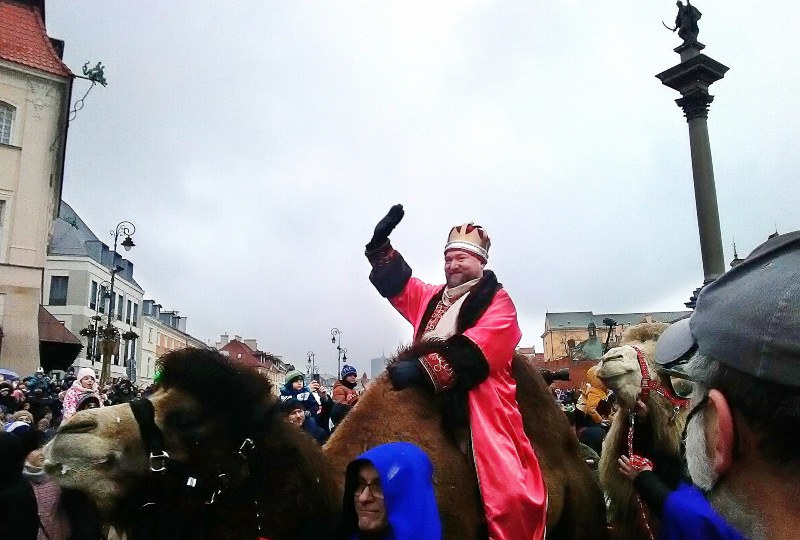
[675, 89, 715, 121]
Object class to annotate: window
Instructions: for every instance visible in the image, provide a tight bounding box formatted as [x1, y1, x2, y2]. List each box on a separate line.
[148, 328, 153, 343]
[89, 280, 98, 310]
[132, 303, 138, 327]
[116, 294, 123, 321]
[0, 200, 7, 260]
[0, 102, 14, 145]
[126, 299, 132, 324]
[99, 285, 107, 313]
[48, 276, 68, 306]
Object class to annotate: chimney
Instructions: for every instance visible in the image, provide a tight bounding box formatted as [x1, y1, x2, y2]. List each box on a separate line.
[220, 333, 229, 346]
[234, 335, 242, 342]
[244, 339, 258, 351]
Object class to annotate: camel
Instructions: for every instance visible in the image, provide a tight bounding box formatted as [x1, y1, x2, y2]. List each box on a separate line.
[45, 346, 605, 539]
[325, 341, 607, 539]
[596, 323, 688, 540]
[44, 348, 341, 540]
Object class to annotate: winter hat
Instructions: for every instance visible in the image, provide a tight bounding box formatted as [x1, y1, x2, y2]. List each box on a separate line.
[284, 370, 304, 386]
[341, 365, 357, 379]
[280, 398, 305, 414]
[75, 367, 97, 383]
[12, 410, 34, 424]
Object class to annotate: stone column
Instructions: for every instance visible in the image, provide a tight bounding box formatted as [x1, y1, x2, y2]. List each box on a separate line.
[656, 41, 729, 305]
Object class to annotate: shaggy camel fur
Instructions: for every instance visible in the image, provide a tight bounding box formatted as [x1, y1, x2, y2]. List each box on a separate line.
[44, 349, 340, 540]
[596, 323, 688, 540]
[325, 341, 607, 540]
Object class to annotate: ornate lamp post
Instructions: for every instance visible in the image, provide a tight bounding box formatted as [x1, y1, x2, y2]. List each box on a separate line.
[79, 279, 111, 367]
[330, 328, 346, 377]
[99, 221, 136, 386]
[307, 351, 318, 376]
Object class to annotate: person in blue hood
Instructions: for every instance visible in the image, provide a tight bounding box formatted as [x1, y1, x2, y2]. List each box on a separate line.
[338, 442, 441, 540]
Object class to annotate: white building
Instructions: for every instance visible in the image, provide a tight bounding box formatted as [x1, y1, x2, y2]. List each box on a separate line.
[45, 202, 143, 381]
[0, 0, 74, 375]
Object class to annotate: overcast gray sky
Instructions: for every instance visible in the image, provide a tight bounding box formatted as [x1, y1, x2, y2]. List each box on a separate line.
[47, 1, 799, 377]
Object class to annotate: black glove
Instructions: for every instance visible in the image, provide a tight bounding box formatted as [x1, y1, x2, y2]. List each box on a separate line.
[387, 359, 422, 390]
[367, 204, 404, 251]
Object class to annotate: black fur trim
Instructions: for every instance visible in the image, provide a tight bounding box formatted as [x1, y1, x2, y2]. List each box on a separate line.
[366, 242, 412, 298]
[442, 334, 490, 391]
[414, 270, 501, 339]
[456, 270, 500, 333]
[390, 337, 489, 431]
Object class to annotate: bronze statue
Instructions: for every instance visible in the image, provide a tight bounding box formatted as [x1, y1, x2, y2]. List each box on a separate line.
[664, 0, 702, 43]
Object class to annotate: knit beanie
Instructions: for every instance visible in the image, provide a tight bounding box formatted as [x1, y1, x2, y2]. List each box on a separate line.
[281, 398, 305, 414]
[284, 370, 304, 386]
[340, 365, 357, 379]
[12, 410, 34, 424]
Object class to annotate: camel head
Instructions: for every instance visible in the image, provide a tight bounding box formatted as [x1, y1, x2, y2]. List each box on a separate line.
[596, 322, 669, 409]
[44, 348, 276, 517]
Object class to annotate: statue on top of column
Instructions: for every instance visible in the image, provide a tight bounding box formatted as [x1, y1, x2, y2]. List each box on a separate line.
[668, 1, 702, 43]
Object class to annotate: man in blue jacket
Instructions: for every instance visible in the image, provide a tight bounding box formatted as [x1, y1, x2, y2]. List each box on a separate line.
[338, 442, 441, 540]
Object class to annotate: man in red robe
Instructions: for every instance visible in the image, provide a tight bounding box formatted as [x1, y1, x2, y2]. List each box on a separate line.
[364, 204, 547, 540]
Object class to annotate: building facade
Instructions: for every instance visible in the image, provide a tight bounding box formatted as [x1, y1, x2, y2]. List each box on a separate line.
[139, 300, 206, 386]
[541, 310, 691, 361]
[216, 334, 287, 395]
[45, 202, 143, 380]
[0, 0, 73, 375]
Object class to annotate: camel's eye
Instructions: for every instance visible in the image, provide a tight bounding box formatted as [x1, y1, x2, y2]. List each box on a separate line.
[166, 411, 198, 431]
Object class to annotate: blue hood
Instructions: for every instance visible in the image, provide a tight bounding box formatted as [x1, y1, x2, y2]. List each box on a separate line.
[341, 442, 441, 540]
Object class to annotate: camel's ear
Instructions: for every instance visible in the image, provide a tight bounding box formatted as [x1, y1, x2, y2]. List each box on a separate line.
[706, 389, 735, 476]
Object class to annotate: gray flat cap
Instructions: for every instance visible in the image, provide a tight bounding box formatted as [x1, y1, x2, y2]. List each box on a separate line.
[690, 231, 800, 387]
[654, 317, 696, 379]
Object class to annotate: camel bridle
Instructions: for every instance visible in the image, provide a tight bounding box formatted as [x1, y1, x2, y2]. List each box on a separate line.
[632, 345, 689, 414]
[129, 397, 271, 538]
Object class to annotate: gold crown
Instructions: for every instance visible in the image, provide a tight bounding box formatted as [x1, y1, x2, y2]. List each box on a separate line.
[444, 223, 491, 262]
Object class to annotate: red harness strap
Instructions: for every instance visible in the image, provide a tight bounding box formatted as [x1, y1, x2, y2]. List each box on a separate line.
[626, 346, 690, 540]
[632, 346, 689, 411]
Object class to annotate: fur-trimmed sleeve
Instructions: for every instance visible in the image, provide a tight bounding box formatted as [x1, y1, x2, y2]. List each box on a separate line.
[366, 240, 412, 298]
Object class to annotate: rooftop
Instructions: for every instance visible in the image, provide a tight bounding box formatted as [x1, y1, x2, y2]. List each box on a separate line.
[0, 1, 71, 77]
[49, 201, 142, 289]
[543, 310, 690, 335]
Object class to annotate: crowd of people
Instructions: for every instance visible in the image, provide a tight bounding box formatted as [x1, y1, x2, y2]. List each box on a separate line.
[1, 213, 798, 539]
[0, 367, 153, 539]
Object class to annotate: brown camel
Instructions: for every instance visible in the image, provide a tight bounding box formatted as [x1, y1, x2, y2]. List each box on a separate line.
[325, 341, 607, 539]
[45, 346, 605, 539]
[596, 323, 688, 540]
[44, 348, 341, 540]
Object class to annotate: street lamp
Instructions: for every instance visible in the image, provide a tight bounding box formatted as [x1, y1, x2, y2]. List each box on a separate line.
[307, 351, 318, 376]
[80, 280, 111, 367]
[331, 328, 345, 377]
[99, 221, 136, 386]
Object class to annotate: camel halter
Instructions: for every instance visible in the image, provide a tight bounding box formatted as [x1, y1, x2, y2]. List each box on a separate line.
[129, 398, 251, 505]
[633, 346, 689, 416]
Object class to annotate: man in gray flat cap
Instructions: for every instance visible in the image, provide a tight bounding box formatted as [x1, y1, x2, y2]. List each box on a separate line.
[653, 231, 800, 540]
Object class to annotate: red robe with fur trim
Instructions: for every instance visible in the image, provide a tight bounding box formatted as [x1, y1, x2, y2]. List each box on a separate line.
[366, 242, 546, 540]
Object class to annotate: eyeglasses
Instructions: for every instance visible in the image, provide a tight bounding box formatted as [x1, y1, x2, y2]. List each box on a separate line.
[354, 480, 384, 499]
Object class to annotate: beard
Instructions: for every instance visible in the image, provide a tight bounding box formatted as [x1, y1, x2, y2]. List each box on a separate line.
[685, 407, 719, 491]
